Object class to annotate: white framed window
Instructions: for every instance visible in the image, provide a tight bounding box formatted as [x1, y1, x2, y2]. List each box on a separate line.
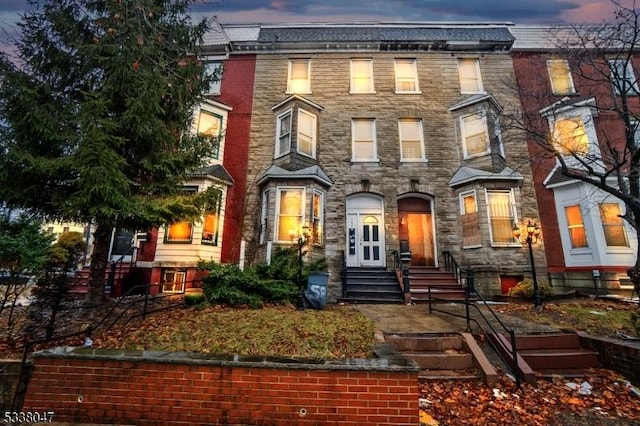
[458, 59, 483, 94]
[275, 187, 305, 243]
[197, 110, 222, 159]
[399, 118, 425, 161]
[599, 203, 629, 247]
[312, 190, 324, 245]
[259, 189, 269, 244]
[486, 190, 517, 246]
[547, 59, 575, 95]
[297, 108, 317, 158]
[275, 110, 292, 158]
[350, 59, 374, 93]
[394, 59, 420, 93]
[461, 112, 490, 158]
[201, 188, 222, 246]
[351, 119, 377, 161]
[609, 59, 639, 95]
[203, 61, 223, 95]
[553, 116, 589, 156]
[287, 59, 311, 94]
[564, 204, 588, 248]
[460, 190, 481, 248]
[460, 190, 477, 214]
[161, 270, 186, 293]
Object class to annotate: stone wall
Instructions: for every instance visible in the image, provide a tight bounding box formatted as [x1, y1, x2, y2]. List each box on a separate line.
[22, 346, 419, 425]
[577, 332, 640, 387]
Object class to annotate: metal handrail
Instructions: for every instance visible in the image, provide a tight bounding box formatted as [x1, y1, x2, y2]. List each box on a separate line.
[428, 252, 523, 388]
[340, 250, 347, 298]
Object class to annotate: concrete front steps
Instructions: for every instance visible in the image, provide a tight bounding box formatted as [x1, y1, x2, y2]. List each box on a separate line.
[406, 267, 468, 303]
[489, 332, 600, 383]
[385, 333, 498, 386]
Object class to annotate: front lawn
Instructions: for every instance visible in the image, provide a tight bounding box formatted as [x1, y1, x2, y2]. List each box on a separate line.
[92, 304, 377, 359]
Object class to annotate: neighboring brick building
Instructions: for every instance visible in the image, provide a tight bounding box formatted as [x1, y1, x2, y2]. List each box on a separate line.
[227, 23, 545, 300]
[510, 25, 639, 295]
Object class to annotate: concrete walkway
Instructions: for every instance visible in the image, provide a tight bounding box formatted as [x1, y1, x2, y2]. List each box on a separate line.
[353, 302, 559, 335]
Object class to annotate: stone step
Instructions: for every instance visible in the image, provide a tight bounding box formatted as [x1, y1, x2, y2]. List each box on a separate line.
[513, 333, 581, 350]
[519, 348, 599, 370]
[403, 351, 474, 370]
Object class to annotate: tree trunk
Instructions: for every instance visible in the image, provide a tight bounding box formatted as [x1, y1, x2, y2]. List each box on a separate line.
[86, 224, 111, 307]
[629, 222, 640, 303]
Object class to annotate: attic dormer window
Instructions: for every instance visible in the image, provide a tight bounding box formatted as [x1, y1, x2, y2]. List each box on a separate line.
[287, 59, 311, 94]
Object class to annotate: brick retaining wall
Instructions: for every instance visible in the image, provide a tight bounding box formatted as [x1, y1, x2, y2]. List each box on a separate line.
[577, 332, 640, 386]
[22, 346, 419, 425]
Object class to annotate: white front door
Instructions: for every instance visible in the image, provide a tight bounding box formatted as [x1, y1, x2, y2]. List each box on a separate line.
[346, 194, 386, 268]
[359, 215, 384, 266]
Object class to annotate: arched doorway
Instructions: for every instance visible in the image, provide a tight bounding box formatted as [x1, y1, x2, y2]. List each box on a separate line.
[345, 194, 385, 267]
[398, 196, 436, 266]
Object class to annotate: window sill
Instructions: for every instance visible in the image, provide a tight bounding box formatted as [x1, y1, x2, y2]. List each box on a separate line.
[400, 158, 428, 163]
[349, 91, 376, 95]
[460, 90, 487, 95]
[394, 91, 422, 95]
[490, 243, 522, 248]
[463, 151, 491, 160]
[351, 159, 380, 163]
[286, 90, 312, 95]
[463, 244, 482, 249]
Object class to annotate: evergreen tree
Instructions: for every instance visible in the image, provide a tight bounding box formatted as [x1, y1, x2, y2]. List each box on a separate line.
[0, 0, 219, 305]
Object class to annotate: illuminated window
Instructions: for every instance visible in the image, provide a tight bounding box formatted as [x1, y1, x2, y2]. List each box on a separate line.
[547, 59, 575, 95]
[553, 117, 589, 156]
[275, 110, 292, 157]
[312, 190, 324, 245]
[460, 191, 477, 214]
[486, 190, 517, 246]
[394, 59, 420, 93]
[565, 205, 588, 248]
[287, 59, 310, 94]
[461, 112, 490, 158]
[458, 59, 483, 94]
[352, 119, 377, 161]
[197, 110, 222, 159]
[201, 191, 222, 246]
[297, 109, 316, 157]
[161, 270, 186, 293]
[399, 119, 425, 160]
[276, 188, 305, 242]
[599, 203, 629, 247]
[609, 59, 639, 95]
[165, 222, 193, 243]
[350, 59, 374, 93]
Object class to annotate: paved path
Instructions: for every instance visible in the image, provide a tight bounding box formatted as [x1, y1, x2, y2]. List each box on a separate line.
[352, 302, 559, 335]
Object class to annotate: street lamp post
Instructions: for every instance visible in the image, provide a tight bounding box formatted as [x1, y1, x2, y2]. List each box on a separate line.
[513, 221, 542, 310]
[290, 225, 311, 311]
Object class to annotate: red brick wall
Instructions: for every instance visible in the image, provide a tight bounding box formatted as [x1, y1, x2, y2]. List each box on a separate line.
[23, 351, 418, 425]
[217, 55, 256, 264]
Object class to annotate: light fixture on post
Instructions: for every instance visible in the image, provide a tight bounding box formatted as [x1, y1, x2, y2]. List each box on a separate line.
[513, 221, 542, 310]
[290, 224, 311, 310]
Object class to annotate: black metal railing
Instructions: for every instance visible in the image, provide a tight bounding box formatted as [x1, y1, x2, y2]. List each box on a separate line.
[105, 246, 138, 294]
[340, 250, 347, 299]
[10, 278, 195, 410]
[427, 253, 523, 388]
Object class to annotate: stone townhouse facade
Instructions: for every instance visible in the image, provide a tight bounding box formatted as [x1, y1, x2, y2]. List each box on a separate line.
[223, 23, 546, 301]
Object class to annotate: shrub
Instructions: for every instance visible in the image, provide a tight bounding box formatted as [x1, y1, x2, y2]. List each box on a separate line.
[184, 293, 206, 307]
[631, 309, 640, 337]
[198, 248, 326, 308]
[508, 279, 554, 299]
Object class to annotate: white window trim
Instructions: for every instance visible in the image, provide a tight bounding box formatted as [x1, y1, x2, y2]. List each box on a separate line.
[547, 105, 602, 168]
[312, 190, 324, 245]
[203, 60, 223, 95]
[275, 109, 292, 158]
[287, 59, 311, 94]
[609, 59, 639, 96]
[460, 112, 491, 159]
[274, 186, 307, 244]
[259, 189, 269, 245]
[458, 59, 484, 94]
[350, 59, 375, 94]
[351, 118, 379, 162]
[297, 108, 317, 159]
[394, 59, 421, 94]
[547, 59, 575, 95]
[459, 190, 477, 215]
[485, 189, 520, 247]
[398, 118, 426, 162]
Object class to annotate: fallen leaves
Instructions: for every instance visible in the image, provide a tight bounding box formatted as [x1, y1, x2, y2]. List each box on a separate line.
[419, 369, 640, 425]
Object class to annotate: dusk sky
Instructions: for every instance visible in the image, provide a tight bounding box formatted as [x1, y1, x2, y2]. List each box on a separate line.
[0, 0, 631, 51]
